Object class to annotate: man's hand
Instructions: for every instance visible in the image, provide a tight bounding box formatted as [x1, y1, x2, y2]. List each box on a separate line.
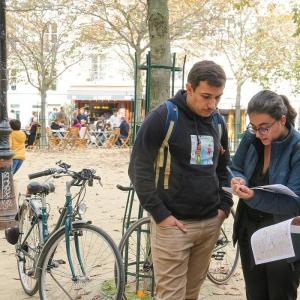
[158, 215, 187, 232]
[217, 209, 226, 222]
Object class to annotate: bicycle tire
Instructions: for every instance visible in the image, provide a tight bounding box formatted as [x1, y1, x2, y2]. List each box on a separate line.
[16, 202, 41, 296]
[38, 222, 125, 300]
[207, 208, 240, 284]
[118, 217, 154, 300]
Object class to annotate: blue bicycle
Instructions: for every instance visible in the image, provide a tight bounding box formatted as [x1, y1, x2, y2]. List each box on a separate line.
[10, 161, 124, 299]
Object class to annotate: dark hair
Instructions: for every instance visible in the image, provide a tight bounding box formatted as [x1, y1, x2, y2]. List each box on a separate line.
[187, 60, 226, 90]
[9, 119, 21, 130]
[72, 118, 79, 125]
[247, 90, 297, 126]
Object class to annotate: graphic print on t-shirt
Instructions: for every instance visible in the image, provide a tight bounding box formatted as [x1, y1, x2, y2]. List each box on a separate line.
[190, 135, 214, 165]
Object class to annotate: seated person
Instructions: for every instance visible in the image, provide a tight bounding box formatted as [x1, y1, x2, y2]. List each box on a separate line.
[50, 119, 64, 137]
[116, 117, 129, 145]
[27, 118, 40, 147]
[71, 119, 81, 129]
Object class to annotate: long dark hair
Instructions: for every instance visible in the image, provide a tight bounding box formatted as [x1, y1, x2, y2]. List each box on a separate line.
[247, 90, 297, 126]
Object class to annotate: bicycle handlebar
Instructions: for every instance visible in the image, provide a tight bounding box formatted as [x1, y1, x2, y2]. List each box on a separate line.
[28, 162, 101, 186]
[28, 168, 57, 179]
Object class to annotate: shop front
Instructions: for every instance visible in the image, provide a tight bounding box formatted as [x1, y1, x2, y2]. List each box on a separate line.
[67, 85, 134, 123]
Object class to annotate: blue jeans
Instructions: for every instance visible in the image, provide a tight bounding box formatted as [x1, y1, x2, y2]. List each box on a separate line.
[12, 160, 23, 174]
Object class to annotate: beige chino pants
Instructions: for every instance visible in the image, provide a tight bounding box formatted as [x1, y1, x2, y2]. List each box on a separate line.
[150, 215, 222, 300]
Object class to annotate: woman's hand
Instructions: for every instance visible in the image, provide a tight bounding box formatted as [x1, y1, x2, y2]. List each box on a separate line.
[231, 177, 254, 199]
[234, 185, 254, 200]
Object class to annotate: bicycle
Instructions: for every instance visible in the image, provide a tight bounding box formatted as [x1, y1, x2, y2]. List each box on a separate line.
[118, 191, 239, 299]
[7, 161, 125, 299]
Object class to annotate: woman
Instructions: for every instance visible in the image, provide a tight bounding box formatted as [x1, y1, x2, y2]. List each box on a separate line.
[231, 90, 300, 300]
[71, 118, 81, 129]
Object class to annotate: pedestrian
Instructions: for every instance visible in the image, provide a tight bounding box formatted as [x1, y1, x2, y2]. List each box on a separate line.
[128, 60, 233, 300]
[9, 119, 26, 174]
[56, 107, 69, 126]
[230, 90, 300, 300]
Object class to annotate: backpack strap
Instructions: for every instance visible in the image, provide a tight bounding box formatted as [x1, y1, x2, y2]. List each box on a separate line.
[212, 112, 225, 154]
[155, 100, 178, 189]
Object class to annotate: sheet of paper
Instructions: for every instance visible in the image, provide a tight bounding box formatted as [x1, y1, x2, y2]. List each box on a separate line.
[222, 184, 298, 198]
[222, 187, 233, 194]
[251, 219, 295, 265]
[251, 184, 299, 198]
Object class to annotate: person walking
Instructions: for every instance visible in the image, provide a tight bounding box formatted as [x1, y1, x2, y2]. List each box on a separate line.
[230, 90, 300, 300]
[9, 119, 26, 174]
[128, 60, 233, 300]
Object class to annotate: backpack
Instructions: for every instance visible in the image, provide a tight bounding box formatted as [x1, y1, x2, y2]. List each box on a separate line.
[155, 100, 225, 189]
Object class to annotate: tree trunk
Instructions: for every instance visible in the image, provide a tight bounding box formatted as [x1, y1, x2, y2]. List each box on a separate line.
[234, 81, 242, 151]
[147, 0, 171, 110]
[39, 90, 47, 148]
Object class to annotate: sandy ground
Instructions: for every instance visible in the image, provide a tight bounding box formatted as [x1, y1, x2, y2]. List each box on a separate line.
[0, 147, 246, 299]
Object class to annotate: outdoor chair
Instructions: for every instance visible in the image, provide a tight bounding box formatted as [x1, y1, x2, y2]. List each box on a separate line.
[75, 127, 89, 148]
[61, 127, 80, 149]
[46, 128, 60, 150]
[104, 128, 120, 148]
[26, 126, 41, 151]
[118, 129, 131, 148]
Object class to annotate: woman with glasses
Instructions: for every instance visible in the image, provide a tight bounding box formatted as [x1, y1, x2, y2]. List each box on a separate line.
[230, 90, 300, 300]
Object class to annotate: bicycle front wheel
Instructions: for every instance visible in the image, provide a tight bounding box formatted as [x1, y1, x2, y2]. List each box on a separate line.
[38, 223, 124, 300]
[207, 208, 239, 284]
[119, 217, 154, 300]
[17, 202, 41, 296]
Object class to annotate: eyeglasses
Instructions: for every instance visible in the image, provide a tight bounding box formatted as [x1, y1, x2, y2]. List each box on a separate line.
[247, 120, 277, 135]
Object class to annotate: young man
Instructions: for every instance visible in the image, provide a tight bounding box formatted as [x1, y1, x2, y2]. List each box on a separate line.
[129, 60, 233, 300]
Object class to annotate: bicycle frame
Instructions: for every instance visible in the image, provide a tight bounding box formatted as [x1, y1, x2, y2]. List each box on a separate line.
[19, 178, 88, 282]
[63, 179, 86, 281]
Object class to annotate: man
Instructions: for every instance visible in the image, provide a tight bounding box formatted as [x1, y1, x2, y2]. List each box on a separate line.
[116, 117, 130, 146]
[56, 106, 69, 126]
[128, 60, 233, 300]
[107, 111, 121, 129]
[77, 108, 88, 123]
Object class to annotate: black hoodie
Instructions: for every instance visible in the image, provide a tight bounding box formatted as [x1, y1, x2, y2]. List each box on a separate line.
[129, 90, 233, 223]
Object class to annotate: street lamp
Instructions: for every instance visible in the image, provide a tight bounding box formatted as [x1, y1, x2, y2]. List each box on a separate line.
[0, 0, 17, 230]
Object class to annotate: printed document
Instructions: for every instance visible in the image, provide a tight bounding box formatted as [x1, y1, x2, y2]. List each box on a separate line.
[251, 218, 300, 265]
[222, 184, 298, 198]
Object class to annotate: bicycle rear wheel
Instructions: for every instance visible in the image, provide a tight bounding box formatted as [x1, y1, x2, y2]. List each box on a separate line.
[38, 222, 124, 300]
[207, 209, 239, 284]
[17, 202, 41, 295]
[119, 217, 154, 300]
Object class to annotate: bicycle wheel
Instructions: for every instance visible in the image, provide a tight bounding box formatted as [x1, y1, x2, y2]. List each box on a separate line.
[16, 202, 41, 295]
[119, 217, 154, 300]
[207, 209, 239, 284]
[38, 222, 124, 300]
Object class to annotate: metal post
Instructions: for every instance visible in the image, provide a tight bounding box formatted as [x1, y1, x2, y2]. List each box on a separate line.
[0, 0, 17, 230]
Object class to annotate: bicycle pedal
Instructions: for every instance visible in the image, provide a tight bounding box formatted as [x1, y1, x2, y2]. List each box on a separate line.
[212, 251, 225, 260]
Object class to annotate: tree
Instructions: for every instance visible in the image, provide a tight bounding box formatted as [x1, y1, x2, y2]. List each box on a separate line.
[247, 4, 300, 93]
[147, 0, 171, 109]
[7, 0, 84, 147]
[194, 0, 298, 149]
[79, 0, 222, 114]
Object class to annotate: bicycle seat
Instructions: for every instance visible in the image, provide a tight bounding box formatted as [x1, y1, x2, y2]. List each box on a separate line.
[27, 182, 55, 195]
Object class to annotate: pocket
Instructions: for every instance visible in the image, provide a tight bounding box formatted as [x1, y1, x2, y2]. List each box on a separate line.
[172, 175, 220, 213]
